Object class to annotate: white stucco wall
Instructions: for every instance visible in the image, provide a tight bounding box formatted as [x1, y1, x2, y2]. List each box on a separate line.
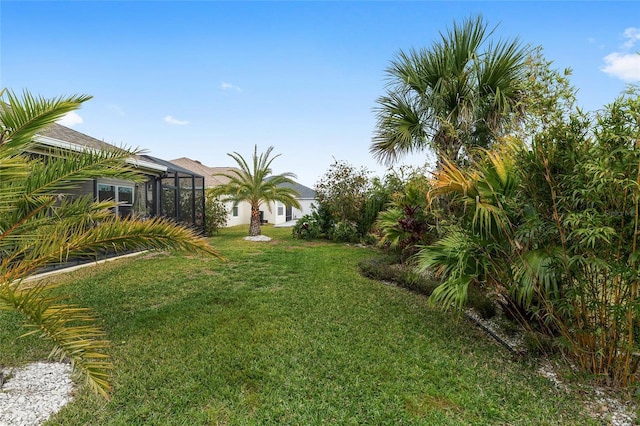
[261, 199, 316, 225]
[224, 201, 252, 227]
[292, 198, 315, 221]
[221, 198, 317, 227]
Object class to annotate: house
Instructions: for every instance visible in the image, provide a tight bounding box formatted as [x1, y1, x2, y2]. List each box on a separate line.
[31, 123, 207, 232]
[170, 157, 316, 227]
[261, 178, 316, 225]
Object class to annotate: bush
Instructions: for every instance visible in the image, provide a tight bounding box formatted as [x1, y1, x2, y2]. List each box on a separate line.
[330, 220, 360, 243]
[314, 160, 371, 226]
[292, 205, 334, 240]
[292, 214, 323, 240]
[357, 255, 439, 296]
[204, 195, 228, 236]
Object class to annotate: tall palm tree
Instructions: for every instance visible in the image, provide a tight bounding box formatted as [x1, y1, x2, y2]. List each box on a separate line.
[211, 145, 300, 236]
[0, 89, 223, 398]
[370, 15, 530, 168]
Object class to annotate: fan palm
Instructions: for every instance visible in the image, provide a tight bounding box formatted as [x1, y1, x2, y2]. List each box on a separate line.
[371, 15, 529, 168]
[211, 145, 300, 236]
[0, 88, 222, 398]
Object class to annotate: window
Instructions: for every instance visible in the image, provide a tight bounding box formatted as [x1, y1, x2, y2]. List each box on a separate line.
[98, 182, 134, 217]
[277, 204, 284, 216]
[232, 206, 239, 217]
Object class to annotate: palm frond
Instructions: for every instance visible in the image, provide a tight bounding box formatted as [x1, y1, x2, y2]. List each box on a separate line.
[371, 91, 430, 166]
[0, 280, 112, 398]
[5, 216, 223, 278]
[376, 207, 406, 247]
[427, 158, 478, 202]
[0, 88, 92, 152]
[511, 248, 562, 307]
[429, 274, 474, 311]
[24, 147, 142, 198]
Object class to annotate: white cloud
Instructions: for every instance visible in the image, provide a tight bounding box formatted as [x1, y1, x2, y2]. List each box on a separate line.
[56, 111, 83, 127]
[221, 82, 242, 92]
[600, 27, 640, 82]
[164, 115, 189, 125]
[107, 104, 125, 116]
[622, 27, 640, 49]
[601, 53, 640, 82]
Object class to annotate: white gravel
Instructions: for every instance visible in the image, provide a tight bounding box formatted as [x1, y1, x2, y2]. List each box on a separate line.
[0, 362, 75, 426]
[244, 235, 272, 242]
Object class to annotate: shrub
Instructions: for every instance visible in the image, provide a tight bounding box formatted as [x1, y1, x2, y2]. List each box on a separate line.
[330, 220, 360, 243]
[358, 255, 439, 296]
[204, 195, 228, 236]
[292, 214, 323, 240]
[314, 160, 371, 225]
[292, 205, 334, 240]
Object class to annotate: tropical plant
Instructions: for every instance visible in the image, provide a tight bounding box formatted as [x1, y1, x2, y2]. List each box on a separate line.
[210, 145, 300, 236]
[0, 88, 222, 398]
[370, 15, 530, 168]
[418, 86, 640, 387]
[329, 220, 360, 243]
[292, 203, 333, 241]
[376, 172, 436, 259]
[414, 142, 521, 310]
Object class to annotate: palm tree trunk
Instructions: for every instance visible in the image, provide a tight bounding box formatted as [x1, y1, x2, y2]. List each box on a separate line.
[249, 204, 261, 236]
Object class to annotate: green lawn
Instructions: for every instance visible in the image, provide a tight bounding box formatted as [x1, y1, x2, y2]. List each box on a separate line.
[1, 226, 600, 425]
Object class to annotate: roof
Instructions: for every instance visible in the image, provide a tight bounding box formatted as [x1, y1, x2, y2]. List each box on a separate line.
[33, 123, 167, 174]
[37, 122, 121, 151]
[266, 177, 316, 199]
[172, 157, 316, 199]
[139, 155, 205, 178]
[170, 157, 239, 187]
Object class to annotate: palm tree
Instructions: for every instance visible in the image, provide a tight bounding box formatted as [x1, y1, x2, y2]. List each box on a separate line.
[370, 15, 530, 168]
[211, 145, 300, 236]
[0, 88, 223, 398]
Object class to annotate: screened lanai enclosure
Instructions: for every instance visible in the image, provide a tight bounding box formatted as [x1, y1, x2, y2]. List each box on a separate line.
[135, 155, 206, 233]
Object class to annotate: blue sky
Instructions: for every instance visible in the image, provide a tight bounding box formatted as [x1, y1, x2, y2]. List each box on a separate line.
[1, 1, 638, 187]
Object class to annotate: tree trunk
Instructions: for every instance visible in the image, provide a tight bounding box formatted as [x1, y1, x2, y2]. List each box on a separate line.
[249, 204, 261, 236]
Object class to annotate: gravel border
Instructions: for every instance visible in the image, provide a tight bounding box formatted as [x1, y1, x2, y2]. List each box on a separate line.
[0, 362, 75, 426]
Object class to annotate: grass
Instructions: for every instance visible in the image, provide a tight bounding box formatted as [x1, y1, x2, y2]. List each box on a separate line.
[0, 226, 602, 425]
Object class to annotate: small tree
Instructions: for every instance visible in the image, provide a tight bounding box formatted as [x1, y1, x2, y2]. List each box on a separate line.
[210, 145, 300, 236]
[314, 160, 371, 225]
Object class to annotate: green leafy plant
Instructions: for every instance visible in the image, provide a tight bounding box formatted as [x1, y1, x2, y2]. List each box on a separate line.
[203, 192, 228, 236]
[329, 220, 360, 243]
[314, 159, 371, 225]
[292, 214, 322, 240]
[377, 173, 436, 259]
